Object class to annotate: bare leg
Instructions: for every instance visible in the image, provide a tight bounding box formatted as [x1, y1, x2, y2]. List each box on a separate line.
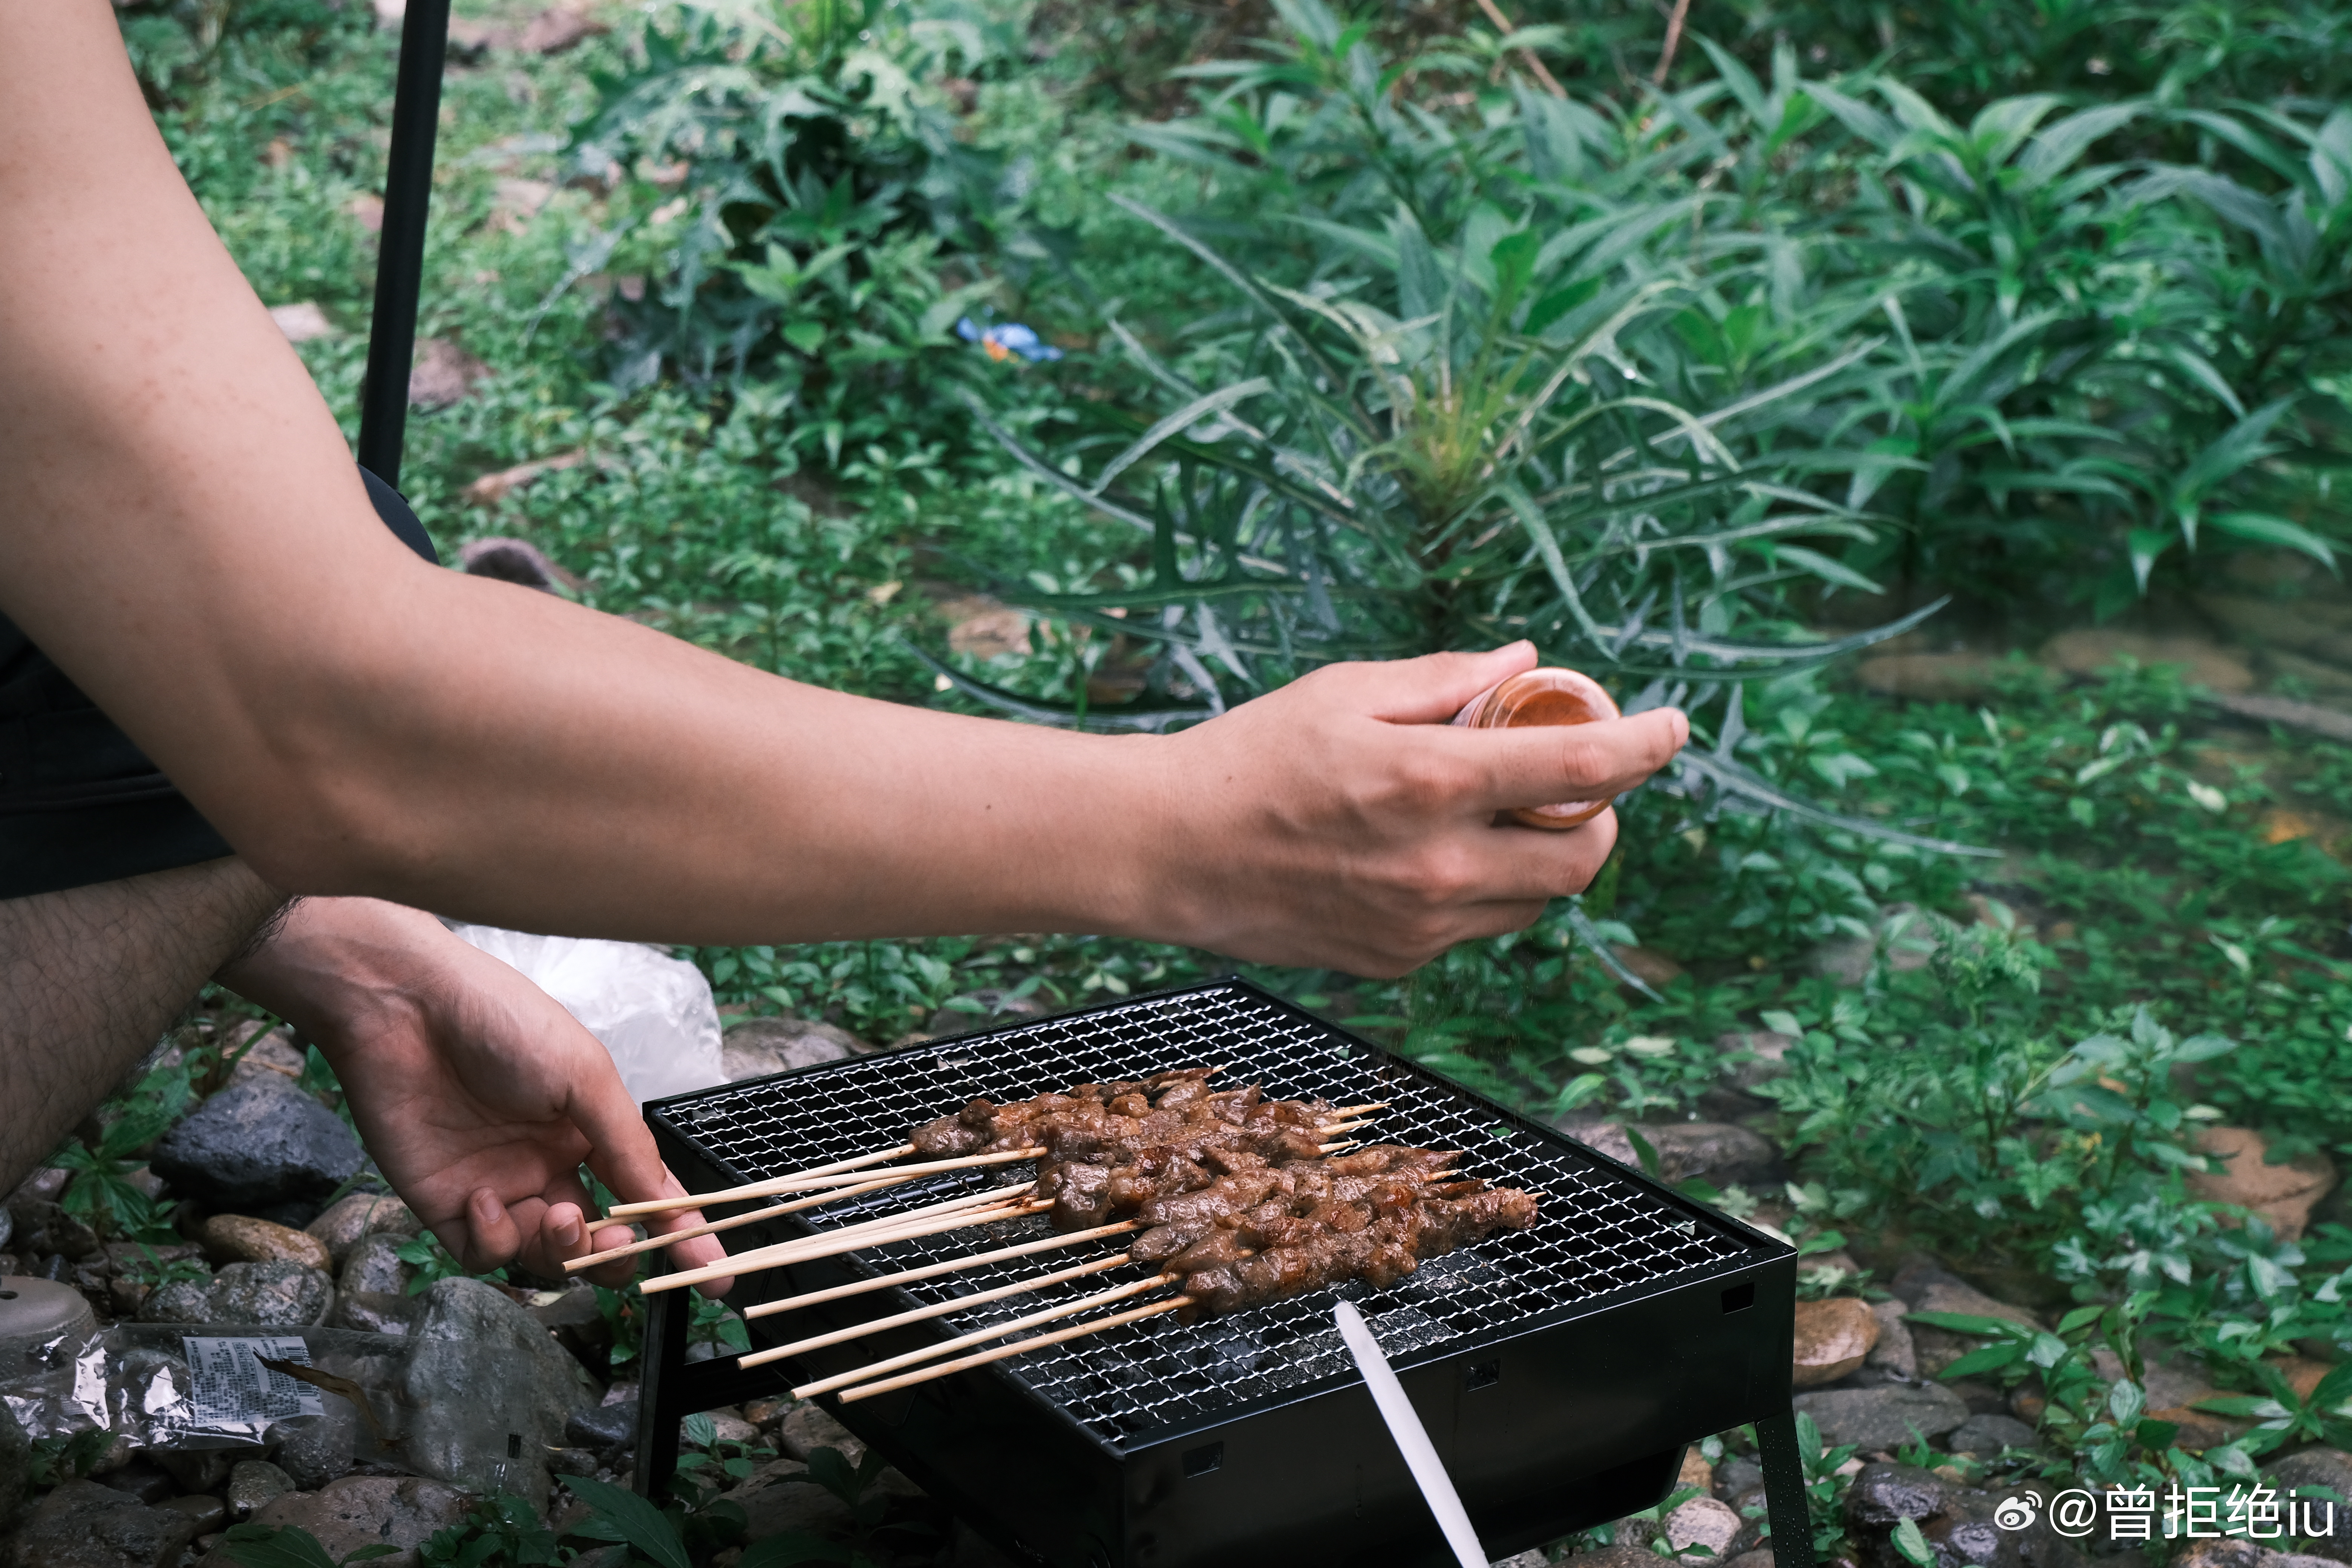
[0, 856, 285, 1196]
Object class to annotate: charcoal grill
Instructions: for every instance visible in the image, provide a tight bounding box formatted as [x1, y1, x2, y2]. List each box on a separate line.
[632, 978, 1815, 1568]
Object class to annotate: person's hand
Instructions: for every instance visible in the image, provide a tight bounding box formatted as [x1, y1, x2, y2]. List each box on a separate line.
[218, 898, 733, 1292]
[1136, 642, 1687, 976]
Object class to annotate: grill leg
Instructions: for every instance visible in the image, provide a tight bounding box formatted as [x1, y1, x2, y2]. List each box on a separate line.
[1754, 1409, 1818, 1568]
[633, 1287, 691, 1499]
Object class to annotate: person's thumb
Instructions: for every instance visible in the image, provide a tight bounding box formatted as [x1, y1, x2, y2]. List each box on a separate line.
[1346, 642, 1542, 724]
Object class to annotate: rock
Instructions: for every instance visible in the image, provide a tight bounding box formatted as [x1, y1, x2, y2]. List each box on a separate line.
[2173, 1544, 2278, 1568]
[139, 1260, 334, 1327]
[1566, 1122, 1784, 1188]
[225, 1459, 295, 1521]
[14, 1479, 201, 1568]
[1723, 1553, 1776, 1568]
[98, 1459, 177, 1504]
[306, 1193, 420, 1268]
[743, 1396, 792, 1429]
[2042, 629, 2255, 692]
[2210, 693, 2352, 745]
[247, 1476, 473, 1568]
[1610, 946, 1687, 990]
[1948, 1413, 2038, 1454]
[490, 177, 555, 231]
[151, 1449, 236, 1495]
[1563, 1548, 1670, 1568]
[328, 1290, 420, 1335]
[458, 536, 569, 589]
[709, 1412, 759, 1447]
[1856, 652, 2003, 703]
[736, 1458, 853, 1539]
[150, 1076, 364, 1211]
[779, 1401, 865, 1465]
[1666, 1496, 1744, 1559]
[1845, 1461, 1946, 1527]
[722, 1016, 865, 1081]
[1494, 1555, 1550, 1568]
[1718, 1031, 1798, 1093]
[2187, 1127, 2336, 1241]
[340, 1233, 418, 1296]
[939, 597, 1032, 660]
[1901, 1277, 2041, 1378]
[0, 1275, 99, 1369]
[200, 1214, 333, 1272]
[1794, 1297, 1883, 1389]
[1678, 1447, 1713, 1493]
[460, 453, 586, 510]
[0, 1394, 30, 1528]
[227, 1030, 308, 1086]
[2266, 1449, 2352, 1560]
[158, 1494, 228, 1533]
[1867, 1300, 1917, 1381]
[517, 5, 606, 53]
[408, 339, 490, 409]
[567, 1398, 637, 1451]
[1715, 1456, 1764, 1503]
[1794, 1383, 1969, 1451]
[268, 303, 336, 344]
[405, 1277, 599, 1505]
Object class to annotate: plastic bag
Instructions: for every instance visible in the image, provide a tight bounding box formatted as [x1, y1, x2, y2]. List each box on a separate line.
[3, 1322, 562, 1506]
[449, 924, 726, 1104]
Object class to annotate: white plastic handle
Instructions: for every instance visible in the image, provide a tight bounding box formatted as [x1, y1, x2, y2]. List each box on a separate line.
[1334, 1300, 1488, 1568]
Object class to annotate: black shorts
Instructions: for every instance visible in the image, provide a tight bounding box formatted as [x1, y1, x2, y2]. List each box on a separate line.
[0, 470, 438, 899]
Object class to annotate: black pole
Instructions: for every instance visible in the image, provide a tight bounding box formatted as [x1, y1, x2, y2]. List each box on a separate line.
[355, 0, 453, 491]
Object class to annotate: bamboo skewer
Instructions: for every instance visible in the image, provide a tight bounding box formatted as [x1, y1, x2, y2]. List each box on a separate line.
[640, 1184, 1044, 1295]
[642, 1200, 1048, 1296]
[607, 1147, 1044, 1220]
[743, 1222, 1142, 1321]
[738, 1252, 1138, 1370]
[836, 1297, 1191, 1405]
[791, 1273, 1179, 1400]
[564, 1171, 914, 1273]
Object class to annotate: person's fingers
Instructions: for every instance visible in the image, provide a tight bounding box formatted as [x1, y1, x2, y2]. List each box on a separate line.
[1462, 709, 1687, 814]
[460, 1187, 522, 1273]
[1315, 642, 1540, 725]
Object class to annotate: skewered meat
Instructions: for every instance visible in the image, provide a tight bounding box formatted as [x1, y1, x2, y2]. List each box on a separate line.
[1169, 1183, 1537, 1319]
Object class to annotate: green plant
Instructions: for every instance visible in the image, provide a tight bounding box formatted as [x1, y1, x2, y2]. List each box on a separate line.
[217, 1523, 400, 1568]
[26, 1429, 115, 1490]
[51, 1057, 193, 1243]
[396, 1231, 507, 1295]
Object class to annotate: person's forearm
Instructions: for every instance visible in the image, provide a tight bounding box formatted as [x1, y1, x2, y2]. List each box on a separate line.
[0, 0, 1686, 976]
[0, 858, 285, 1195]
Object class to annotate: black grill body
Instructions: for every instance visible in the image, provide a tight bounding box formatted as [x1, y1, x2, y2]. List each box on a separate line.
[632, 980, 1815, 1568]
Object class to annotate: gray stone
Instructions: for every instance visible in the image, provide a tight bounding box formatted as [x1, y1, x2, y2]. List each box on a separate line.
[1845, 1462, 1946, 1527]
[1867, 1300, 1918, 1381]
[99, 1459, 178, 1504]
[305, 1193, 420, 1268]
[736, 1458, 853, 1539]
[1666, 1496, 1744, 1558]
[158, 1494, 228, 1533]
[1564, 1121, 1785, 1187]
[14, 1478, 202, 1568]
[567, 1399, 638, 1451]
[2266, 1448, 2352, 1560]
[150, 1076, 363, 1210]
[779, 1400, 865, 1464]
[722, 1016, 865, 1080]
[328, 1289, 420, 1335]
[151, 1447, 237, 1494]
[1714, 1456, 1764, 1503]
[1949, 1412, 2039, 1454]
[1793, 1383, 1969, 1451]
[1723, 1553, 1776, 1568]
[1718, 1031, 1799, 1093]
[403, 1277, 599, 1507]
[1493, 1555, 1550, 1568]
[245, 1476, 473, 1568]
[1565, 1548, 1673, 1568]
[225, 1459, 295, 1521]
[340, 1233, 417, 1295]
[138, 1260, 334, 1326]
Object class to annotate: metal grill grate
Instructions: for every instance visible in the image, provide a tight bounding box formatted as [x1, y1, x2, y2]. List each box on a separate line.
[660, 983, 1761, 1447]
